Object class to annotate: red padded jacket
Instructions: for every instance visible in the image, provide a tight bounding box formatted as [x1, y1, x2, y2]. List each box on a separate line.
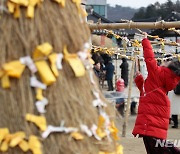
[132, 38, 180, 139]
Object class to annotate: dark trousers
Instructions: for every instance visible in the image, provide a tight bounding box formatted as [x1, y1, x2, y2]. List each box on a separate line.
[172, 115, 178, 126]
[143, 136, 180, 154]
[107, 80, 113, 91]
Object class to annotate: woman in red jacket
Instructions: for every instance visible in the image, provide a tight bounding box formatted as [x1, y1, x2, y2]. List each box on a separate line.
[132, 33, 180, 154]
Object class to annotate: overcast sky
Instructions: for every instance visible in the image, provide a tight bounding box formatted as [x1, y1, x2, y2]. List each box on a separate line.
[107, 0, 177, 8]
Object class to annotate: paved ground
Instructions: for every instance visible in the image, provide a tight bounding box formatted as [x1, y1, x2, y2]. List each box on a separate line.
[115, 114, 180, 154]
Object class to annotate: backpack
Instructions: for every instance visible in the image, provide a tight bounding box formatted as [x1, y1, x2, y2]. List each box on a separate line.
[174, 82, 180, 95]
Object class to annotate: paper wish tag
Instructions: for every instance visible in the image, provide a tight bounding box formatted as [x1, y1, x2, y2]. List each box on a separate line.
[63, 46, 85, 77]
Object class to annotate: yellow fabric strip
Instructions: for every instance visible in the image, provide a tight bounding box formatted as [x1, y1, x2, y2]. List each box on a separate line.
[29, 135, 42, 154]
[48, 53, 59, 77]
[63, 46, 85, 77]
[33, 43, 53, 60]
[26, 114, 47, 131]
[36, 88, 44, 100]
[0, 128, 9, 145]
[19, 140, 29, 152]
[2, 60, 25, 78]
[9, 132, 25, 147]
[35, 60, 56, 86]
[1, 74, 10, 89]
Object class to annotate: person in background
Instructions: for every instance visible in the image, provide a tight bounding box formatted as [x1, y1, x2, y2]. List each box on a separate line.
[104, 57, 115, 91]
[93, 61, 101, 79]
[169, 81, 180, 128]
[120, 58, 129, 87]
[132, 32, 180, 154]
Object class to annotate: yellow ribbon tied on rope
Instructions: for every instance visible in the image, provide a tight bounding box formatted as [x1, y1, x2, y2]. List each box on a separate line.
[19, 140, 29, 152]
[48, 53, 59, 77]
[0, 132, 25, 152]
[133, 40, 141, 48]
[53, 0, 65, 7]
[2, 60, 25, 78]
[7, 0, 42, 18]
[0, 128, 9, 145]
[33, 43, 56, 85]
[96, 116, 106, 139]
[0, 134, 14, 152]
[36, 88, 44, 100]
[33, 43, 53, 59]
[63, 45, 85, 77]
[29, 135, 42, 154]
[35, 60, 56, 85]
[71, 132, 84, 140]
[26, 114, 47, 131]
[27, 0, 42, 18]
[0, 60, 25, 88]
[9, 132, 26, 148]
[109, 121, 119, 141]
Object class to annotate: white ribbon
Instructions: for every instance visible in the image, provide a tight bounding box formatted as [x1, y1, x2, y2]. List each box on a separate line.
[42, 121, 78, 139]
[20, 56, 37, 74]
[56, 53, 63, 70]
[78, 51, 88, 61]
[80, 124, 92, 137]
[35, 98, 48, 114]
[89, 70, 95, 84]
[30, 76, 47, 89]
[91, 124, 101, 141]
[92, 91, 107, 107]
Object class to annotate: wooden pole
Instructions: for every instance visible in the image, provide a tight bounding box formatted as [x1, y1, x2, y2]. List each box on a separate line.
[122, 58, 135, 137]
[89, 21, 180, 30]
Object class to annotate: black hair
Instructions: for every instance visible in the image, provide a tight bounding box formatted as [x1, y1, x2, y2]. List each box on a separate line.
[122, 58, 127, 62]
[168, 59, 180, 76]
[164, 53, 173, 62]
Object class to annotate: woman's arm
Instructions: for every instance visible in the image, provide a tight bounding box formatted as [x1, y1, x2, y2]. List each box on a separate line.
[134, 72, 144, 96]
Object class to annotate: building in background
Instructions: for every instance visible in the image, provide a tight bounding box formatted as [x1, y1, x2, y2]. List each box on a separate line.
[87, 0, 107, 18]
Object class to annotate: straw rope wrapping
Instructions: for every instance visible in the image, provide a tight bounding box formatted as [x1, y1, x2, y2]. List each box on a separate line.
[0, 0, 118, 154]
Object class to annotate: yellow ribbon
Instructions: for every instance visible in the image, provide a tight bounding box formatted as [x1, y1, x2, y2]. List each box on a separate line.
[29, 135, 42, 154]
[0, 128, 9, 145]
[48, 53, 59, 77]
[7, 0, 42, 18]
[36, 88, 44, 100]
[2, 60, 25, 78]
[96, 116, 107, 139]
[35, 60, 56, 85]
[9, 132, 26, 148]
[132, 40, 141, 47]
[71, 132, 84, 140]
[0, 134, 13, 152]
[0, 60, 25, 88]
[27, 0, 42, 18]
[9, 0, 29, 6]
[26, 114, 47, 131]
[63, 45, 85, 77]
[53, 0, 65, 7]
[33, 43, 56, 85]
[19, 140, 29, 152]
[33, 43, 53, 60]
[71, 0, 81, 13]
[109, 121, 119, 141]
